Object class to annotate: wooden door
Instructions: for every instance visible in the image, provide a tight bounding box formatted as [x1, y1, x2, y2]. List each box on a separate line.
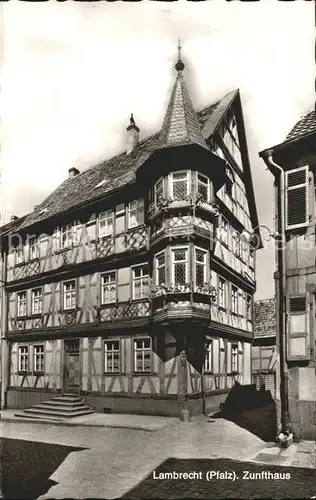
[64, 339, 80, 394]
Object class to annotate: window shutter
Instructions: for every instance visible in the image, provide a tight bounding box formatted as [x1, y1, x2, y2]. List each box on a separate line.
[287, 294, 310, 361]
[285, 166, 309, 230]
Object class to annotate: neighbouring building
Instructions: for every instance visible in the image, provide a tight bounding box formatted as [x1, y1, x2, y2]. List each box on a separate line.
[252, 297, 278, 400]
[260, 109, 316, 439]
[0, 50, 260, 418]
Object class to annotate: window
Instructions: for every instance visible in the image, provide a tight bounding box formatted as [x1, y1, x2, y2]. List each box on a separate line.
[99, 210, 113, 238]
[101, 272, 116, 304]
[204, 341, 213, 372]
[285, 166, 309, 230]
[63, 281, 76, 310]
[132, 265, 149, 300]
[18, 346, 28, 372]
[197, 173, 210, 202]
[246, 295, 252, 321]
[155, 252, 166, 285]
[195, 249, 207, 287]
[249, 247, 254, 268]
[170, 171, 189, 200]
[104, 340, 120, 373]
[232, 286, 238, 314]
[17, 291, 27, 317]
[133, 337, 152, 373]
[218, 277, 227, 309]
[222, 114, 242, 169]
[29, 237, 39, 260]
[32, 288, 42, 315]
[238, 290, 244, 316]
[221, 217, 228, 246]
[234, 231, 241, 258]
[16, 246, 24, 265]
[60, 224, 73, 249]
[172, 248, 188, 285]
[154, 178, 164, 203]
[231, 344, 239, 373]
[34, 345, 44, 373]
[128, 199, 144, 229]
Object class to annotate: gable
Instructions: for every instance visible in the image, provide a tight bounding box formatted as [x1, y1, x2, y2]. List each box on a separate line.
[14, 89, 259, 236]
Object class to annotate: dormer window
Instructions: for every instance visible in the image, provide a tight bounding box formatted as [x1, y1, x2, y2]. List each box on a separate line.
[170, 171, 189, 200]
[94, 179, 108, 189]
[60, 224, 73, 249]
[197, 173, 210, 202]
[99, 210, 113, 238]
[128, 199, 144, 229]
[154, 178, 164, 203]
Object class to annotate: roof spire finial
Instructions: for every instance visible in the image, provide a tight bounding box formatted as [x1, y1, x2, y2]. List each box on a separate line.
[175, 38, 185, 72]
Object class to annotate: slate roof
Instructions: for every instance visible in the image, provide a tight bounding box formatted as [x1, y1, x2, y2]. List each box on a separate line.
[254, 298, 276, 338]
[9, 87, 238, 233]
[286, 109, 316, 141]
[156, 69, 209, 150]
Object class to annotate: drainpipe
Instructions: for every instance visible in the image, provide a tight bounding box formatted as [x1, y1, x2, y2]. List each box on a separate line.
[263, 153, 292, 448]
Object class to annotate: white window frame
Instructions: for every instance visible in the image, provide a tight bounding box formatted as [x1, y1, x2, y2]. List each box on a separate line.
[29, 237, 39, 260]
[197, 172, 210, 202]
[231, 286, 238, 314]
[218, 277, 227, 309]
[33, 344, 45, 373]
[128, 199, 145, 229]
[101, 271, 117, 305]
[104, 339, 121, 374]
[170, 171, 190, 200]
[18, 345, 29, 372]
[60, 223, 73, 250]
[63, 280, 76, 310]
[154, 177, 164, 203]
[204, 341, 213, 373]
[98, 210, 113, 238]
[132, 264, 149, 300]
[31, 288, 42, 315]
[195, 247, 207, 287]
[171, 247, 189, 285]
[155, 251, 166, 286]
[16, 246, 24, 265]
[17, 291, 27, 317]
[133, 337, 152, 373]
[285, 165, 309, 230]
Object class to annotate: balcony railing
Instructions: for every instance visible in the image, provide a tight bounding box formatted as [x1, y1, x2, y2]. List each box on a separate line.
[148, 195, 219, 219]
[150, 282, 217, 301]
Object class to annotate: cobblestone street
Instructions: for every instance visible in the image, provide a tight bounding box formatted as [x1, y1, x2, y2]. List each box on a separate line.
[0, 417, 314, 499]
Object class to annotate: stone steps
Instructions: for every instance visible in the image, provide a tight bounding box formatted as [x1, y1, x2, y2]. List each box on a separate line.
[14, 395, 94, 422]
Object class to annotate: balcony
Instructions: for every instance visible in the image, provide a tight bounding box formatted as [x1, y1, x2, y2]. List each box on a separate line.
[148, 195, 219, 221]
[150, 282, 216, 324]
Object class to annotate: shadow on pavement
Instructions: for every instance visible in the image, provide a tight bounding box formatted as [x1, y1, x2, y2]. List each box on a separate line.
[0, 437, 85, 499]
[212, 382, 277, 442]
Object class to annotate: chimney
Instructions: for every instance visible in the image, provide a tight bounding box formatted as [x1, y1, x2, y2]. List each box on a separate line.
[10, 215, 18, 222]
[126, 114, 139, 154]
[68, 167, 80, 178]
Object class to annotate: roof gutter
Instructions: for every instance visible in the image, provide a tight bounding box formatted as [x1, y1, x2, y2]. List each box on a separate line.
[261, 152, 291, 441]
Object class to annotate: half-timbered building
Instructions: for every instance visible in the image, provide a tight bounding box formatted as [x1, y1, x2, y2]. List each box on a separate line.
[260, 109, 316, 439]
[0, 51, 260, 418]
[253, 298, 278, 401]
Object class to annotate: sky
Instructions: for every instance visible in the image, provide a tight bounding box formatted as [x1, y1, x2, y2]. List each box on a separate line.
[1, 1, 314, 301]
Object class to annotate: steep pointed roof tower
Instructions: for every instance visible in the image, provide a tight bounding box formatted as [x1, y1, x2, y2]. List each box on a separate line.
[156, 40, 209, 151]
